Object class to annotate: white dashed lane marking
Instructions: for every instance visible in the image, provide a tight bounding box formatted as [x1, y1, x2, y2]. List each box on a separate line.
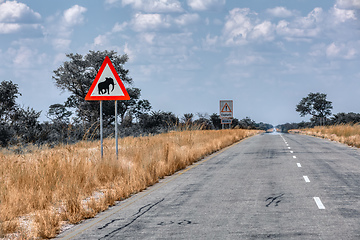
[314, 197, 326, 209]
[303, 176, 310, 182]
[281, 136, 325, 210]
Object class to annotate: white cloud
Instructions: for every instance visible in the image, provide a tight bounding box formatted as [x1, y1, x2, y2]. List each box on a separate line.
[205, 34, 218, 45]
[250, 21, 274, 41]
[275, 8, 324, 41]
[0, 1, 41, 34]
[139, 32, 156, 44]
[123, 42, 135, 61]
[112, 22, 128, 32]
[94, 34, 110, 46]
[276, 20, 302, 38]
[174, 13, 199, 26]
[326, 42, 357, 59]
[222, 8, 275, 45]
[331, 6, 357, 23]
[44, 5, 87, 51]
[294, 7, 323, 29]
[131, 13, 171, 32]
[326, 42, 341, 57]
[187, 0, 225, 11]
[266, 7, 293, 18]
[63, 5, 87, 26]
[0, 1, 41, 23]
[0, 22, 21, 34]
[7, 45, 46, 69]
[52, 38, 71, 51]
[336, 0, 360, 9]
[202, 34, 218, 50]
[345, 48, 357, 59]
[222, 8, 253, 45]
[121, 0, 183, 12]
[310, 42, 358, 59]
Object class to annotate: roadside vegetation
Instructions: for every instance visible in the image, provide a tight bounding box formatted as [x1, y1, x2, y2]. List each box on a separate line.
[290, 124, 360, 148]
[277, 92, 360, 133]
[275, 92, 360, 148]
[0, 128, 260, 238]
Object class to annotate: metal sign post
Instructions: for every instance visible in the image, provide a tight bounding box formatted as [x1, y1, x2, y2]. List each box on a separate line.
[115, 100, 118, 159]
[100, 100, 103, 158]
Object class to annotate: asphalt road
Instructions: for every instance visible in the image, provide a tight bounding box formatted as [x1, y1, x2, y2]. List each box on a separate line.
[57, 132, 360, 239]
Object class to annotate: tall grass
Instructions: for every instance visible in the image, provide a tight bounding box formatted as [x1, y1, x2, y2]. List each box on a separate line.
[0, 129, 259, 238]
[290, 124, 360, 148]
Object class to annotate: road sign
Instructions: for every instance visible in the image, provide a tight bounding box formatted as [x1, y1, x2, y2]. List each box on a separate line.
[85, 56, 130, 101]
[221, 118, 232, 124]
[220, 100, 233, 118]
[85, 56, 131, 159]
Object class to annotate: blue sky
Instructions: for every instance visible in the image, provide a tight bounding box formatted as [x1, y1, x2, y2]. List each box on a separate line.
[0, 0, 359, 125]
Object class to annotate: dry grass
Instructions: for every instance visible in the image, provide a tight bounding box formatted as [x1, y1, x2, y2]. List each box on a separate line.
[0, 129, 259, 239]
[289, 124, 360, 148]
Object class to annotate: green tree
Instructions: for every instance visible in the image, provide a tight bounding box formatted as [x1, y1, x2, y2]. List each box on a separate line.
[11, 107, 42, 144]
[239, 117, 256, 129]
[0, 80, 42, 146]
[296, 92, 333, 125]
[210, 113, 221, 129]
[0, 80, 21, 122]
[138, 111, 178, 133]
[194, 113, 213, 130]
[52, 50, 151, 126]
[47, 104, 72, 123]
[182, 113, 194, 125]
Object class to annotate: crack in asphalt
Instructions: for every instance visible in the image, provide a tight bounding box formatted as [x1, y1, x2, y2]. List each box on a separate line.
[98, 198, 165, 239]
[157, 219, 194, 226]
[265, 193, 284, 207]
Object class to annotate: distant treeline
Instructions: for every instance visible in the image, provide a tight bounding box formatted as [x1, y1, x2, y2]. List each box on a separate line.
[0, 80, 272, 150]
[277, 112, 360, 133]
[1, 50, 274, 150]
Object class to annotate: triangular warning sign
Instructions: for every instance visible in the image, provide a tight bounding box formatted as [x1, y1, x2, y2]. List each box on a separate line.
[221, 103, 232, 112]
[85, 56, 130, 101]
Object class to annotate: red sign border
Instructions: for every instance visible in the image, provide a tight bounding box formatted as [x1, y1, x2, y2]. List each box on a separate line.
[85, 56, 130, 101]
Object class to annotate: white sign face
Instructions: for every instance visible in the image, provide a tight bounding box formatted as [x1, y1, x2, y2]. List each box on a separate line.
[220, 100, 233, 118]
[85, 56, 130, 101]
[90, 64, 126, 97]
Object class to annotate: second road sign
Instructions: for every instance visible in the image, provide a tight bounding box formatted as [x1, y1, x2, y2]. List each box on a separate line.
[220, 100, 233, 118]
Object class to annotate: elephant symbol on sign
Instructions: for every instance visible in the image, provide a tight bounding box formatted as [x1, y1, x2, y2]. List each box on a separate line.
[98, 77, 115, 95]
